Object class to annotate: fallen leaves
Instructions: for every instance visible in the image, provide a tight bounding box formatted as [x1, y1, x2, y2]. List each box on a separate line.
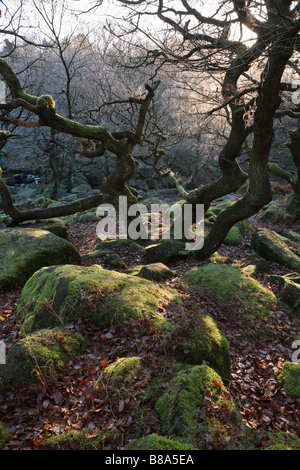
[0, 211, 300, 450]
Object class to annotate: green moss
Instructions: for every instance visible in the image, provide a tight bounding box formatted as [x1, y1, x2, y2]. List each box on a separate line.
[137, 263, 175, 281]
[96, 238, 145, 253]
[126, 434, 198, 450]
[205, 211, 217, 220]
[283, 213, 296, 225]
[16, 265, 176, 333]
[224, 226, 243, 245]
[183, 263, 277, 338]
[260, 203, 282, 223]
[36, 94, 56, 110]
[278, 362, 300, 398]
[235, 219, 253, 234]
[103, 253, 126, 269]
[0, 423, 12, 449]
[44, 428, 118, 450]
[0, 228, 80, 292]
[173, 313, 231, 382]
[103, 357, 142, 383]
[251, 228, 300, 271]
[264, 432, 300, 450]
[0, 328, 89, 387]
[184, 263, 275, 314]
[145, 239, 189, 264]
[286, 194, 300, 219]
[155, 365, 239, 443]
[23, 218, 69, 240]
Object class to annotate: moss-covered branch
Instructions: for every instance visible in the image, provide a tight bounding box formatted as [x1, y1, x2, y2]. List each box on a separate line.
[0, 59, 159, 221]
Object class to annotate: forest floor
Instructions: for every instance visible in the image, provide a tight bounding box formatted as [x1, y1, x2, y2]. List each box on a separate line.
[0, 192, 300, 450]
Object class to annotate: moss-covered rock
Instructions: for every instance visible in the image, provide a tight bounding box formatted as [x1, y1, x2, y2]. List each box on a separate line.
[96, 238, 145, 254]
[137, 263, 175, 281]
[260, 203, 282, 223]
[16, 264, 175, 333]
[224, 226, 243, 246]
[235, 219, 253, 234]
[286, 194, 300, 219]
[0, 227, 80, 292]
[279, 230, 300, 244]
[19, 218, 69, 240]
[145, 239, 189, 264]
[241, 254, 270, 278]
[277, 278, 300, 313]
[0, 328, 88, 387]
[278, 362, 300, 399]
[283, 213, 296, 225]
[264, 432, 300, 450]
[103, 356, 142, 383]
[44, 428, 118, 450]
[125, 434, 197, 450]
[78, 213, 100, 223]
[172, 313, 231, 382]
[83, 249, 115, 259]
[71, 183, 92, 194]
[102, 253, 126, 269]
[183, 263, 278, 338]
[251, 228, 300, 271]
[0, 213, 12, 228]
[0, 423, 12, 449]
[155, 365, 241, 446]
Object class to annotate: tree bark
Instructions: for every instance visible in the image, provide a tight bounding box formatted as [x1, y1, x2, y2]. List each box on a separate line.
[193, 29, 296, 259]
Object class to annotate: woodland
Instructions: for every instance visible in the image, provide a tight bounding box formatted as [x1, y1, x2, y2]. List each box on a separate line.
[0, 0, 300, 452]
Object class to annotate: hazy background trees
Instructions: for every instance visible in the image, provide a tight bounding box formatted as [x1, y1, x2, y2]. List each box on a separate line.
[0, 0, 232, 198]
[0, 0, 299, 255]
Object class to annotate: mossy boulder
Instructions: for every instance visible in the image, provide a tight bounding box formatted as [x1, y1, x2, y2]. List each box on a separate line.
[260, 203, 282, 223]
[78, 213, 100, 223]
[145, 239, 189, 264]
[103, 356, 142, 383]
[283, 213, 296, 225]
[0, 423, 12, 449]
[137, 263, 175, 281]
[241, 254, 270, 277]
[155, 365, 240, 445]
[19, 218, 69, 240]
[183, 263, 278, 338]
[102, 253, 126, 269]
[172, 313, 231, 382]
[278, 362, 300, 399]
[274, 276, 300, 313]
[83, 249, 115, 259]
[279, 230, 300, 244]
[224, 226, 243, 246]
[251, 228, 300, 271]
[286, 194, 300, 219]
[71, 183, 92, 194]
[96, 238, 145, 254]
[16, 264, 175, 333]
[0, 328, 88, 387]
[0, 213, 12, 228]
[125, 434, 197, 450]
[0, 227, 80, 292]
[235, 219, 253, 234]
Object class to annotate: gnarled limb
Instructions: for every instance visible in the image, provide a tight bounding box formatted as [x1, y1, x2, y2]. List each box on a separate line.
[0, 61, 159, 223]
[0, 167, 108, 224]
[194, 23, 296, 259]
